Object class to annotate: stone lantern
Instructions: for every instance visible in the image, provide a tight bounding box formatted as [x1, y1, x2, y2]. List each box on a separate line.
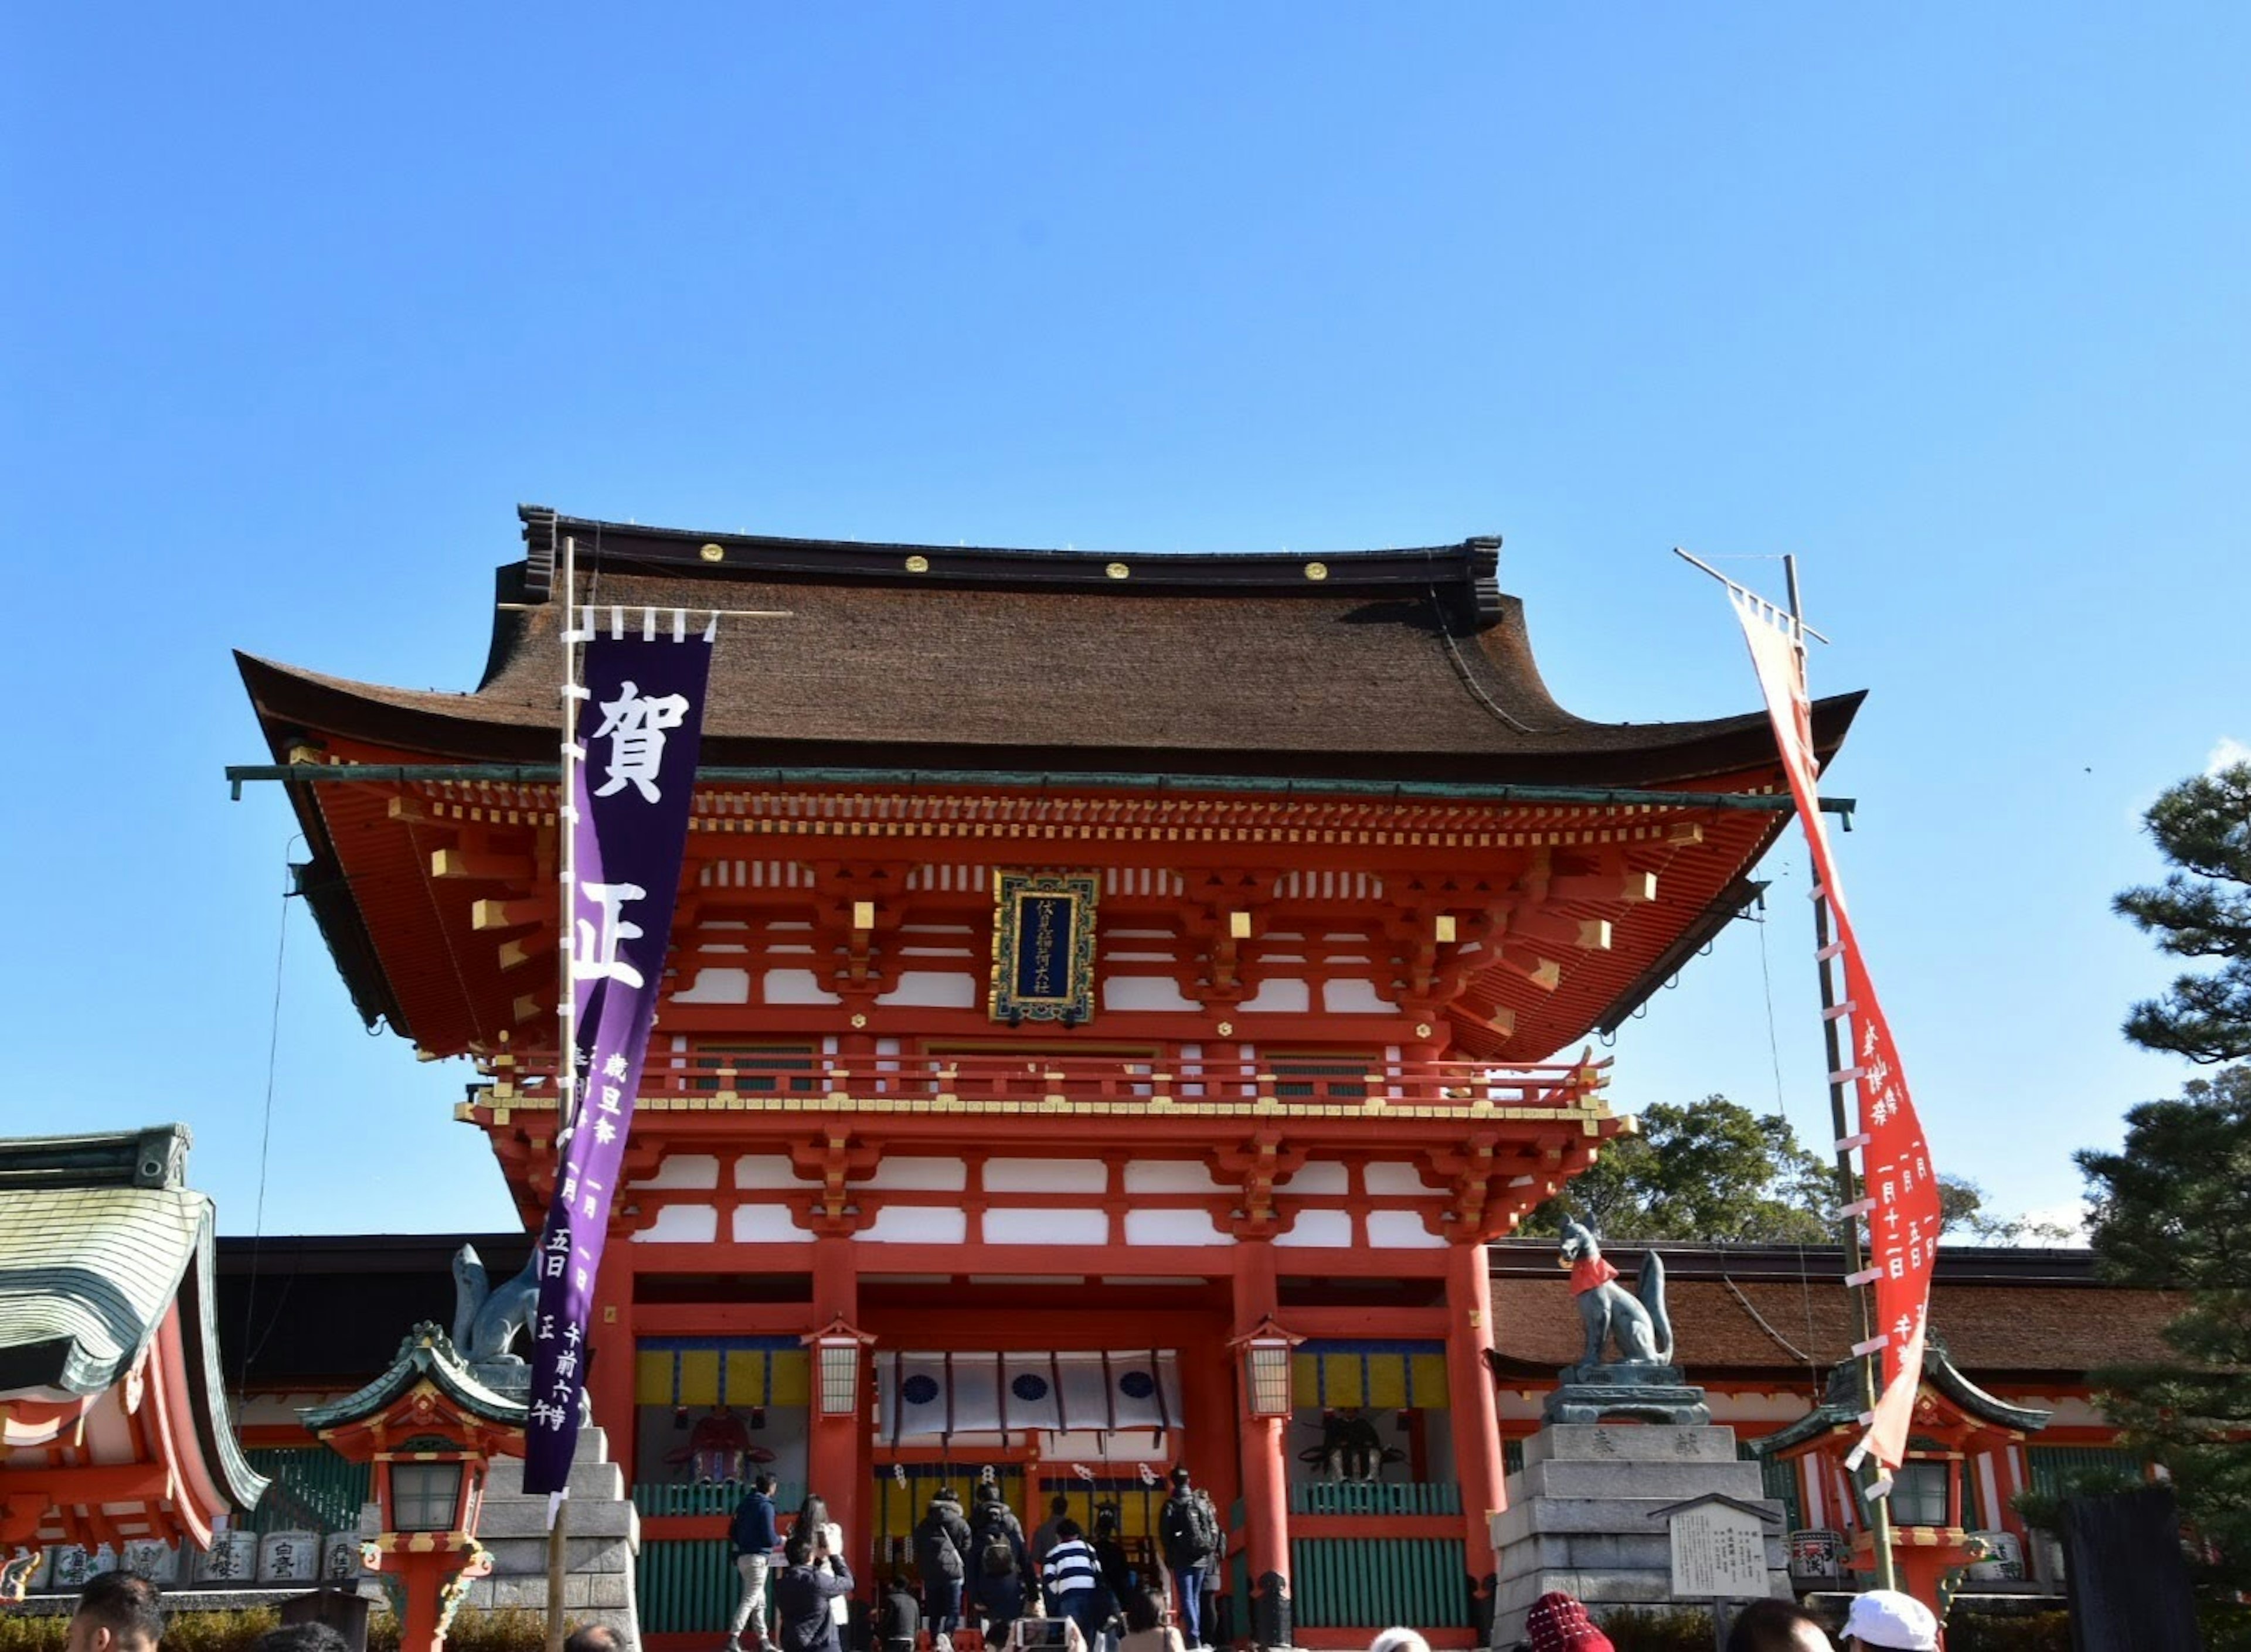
[304, 1324, 526, 1652]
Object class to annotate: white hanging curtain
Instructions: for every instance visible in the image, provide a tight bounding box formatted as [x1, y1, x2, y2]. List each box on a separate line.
[878, 1350, 1181, 1445]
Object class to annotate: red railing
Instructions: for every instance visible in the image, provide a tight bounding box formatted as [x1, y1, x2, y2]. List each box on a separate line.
[480, 1050, 1608, 1112]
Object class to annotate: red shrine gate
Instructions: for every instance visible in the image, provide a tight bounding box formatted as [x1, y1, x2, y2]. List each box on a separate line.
[237, 506, 1856, 1646]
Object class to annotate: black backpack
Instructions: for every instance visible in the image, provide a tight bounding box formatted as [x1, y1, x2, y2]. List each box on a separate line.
[981, 1530, 1016, 1577]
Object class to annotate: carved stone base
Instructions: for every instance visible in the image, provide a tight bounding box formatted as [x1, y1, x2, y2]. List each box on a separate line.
[1490, 1423, 1791, 1648]
[1542, 1364, 1709, 1426]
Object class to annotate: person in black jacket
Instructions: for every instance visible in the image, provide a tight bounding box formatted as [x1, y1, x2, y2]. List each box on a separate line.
[877, 1577, 923, 1652]
[727, 1472, 781, 1652]
[1157, 1470, 1218, 1648]
[775, 1527, 855, 1652]
[913, 1486, 973, 1633]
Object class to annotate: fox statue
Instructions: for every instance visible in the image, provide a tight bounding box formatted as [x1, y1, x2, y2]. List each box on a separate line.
[451, 1242, 543, 1365]
[1558, 1214, 1674, 1369]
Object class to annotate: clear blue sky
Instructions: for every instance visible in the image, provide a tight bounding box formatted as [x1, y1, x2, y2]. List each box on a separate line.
[6, 5, 2244, 1241]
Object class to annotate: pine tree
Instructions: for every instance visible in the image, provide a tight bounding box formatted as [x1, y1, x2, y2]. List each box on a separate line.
[2076, 1065, 2251, 1592]
[2114, 762, 2251, 1063]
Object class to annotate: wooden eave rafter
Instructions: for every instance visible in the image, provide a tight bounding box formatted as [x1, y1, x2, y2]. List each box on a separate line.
[280, 732, 1800, 1061]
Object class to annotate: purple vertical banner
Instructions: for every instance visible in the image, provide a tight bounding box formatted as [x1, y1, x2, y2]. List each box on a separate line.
[523, 615, 713, 1497]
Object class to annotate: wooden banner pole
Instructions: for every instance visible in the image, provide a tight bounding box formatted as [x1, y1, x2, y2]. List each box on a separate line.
[1786, 556, 1898, 1592]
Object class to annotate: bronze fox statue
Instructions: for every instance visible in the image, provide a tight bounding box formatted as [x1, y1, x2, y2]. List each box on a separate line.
[1559, 1214, 1674, 1368]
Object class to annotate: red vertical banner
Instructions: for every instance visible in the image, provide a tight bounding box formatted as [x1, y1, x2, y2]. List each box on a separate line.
[1731, 592, 1943, 1484]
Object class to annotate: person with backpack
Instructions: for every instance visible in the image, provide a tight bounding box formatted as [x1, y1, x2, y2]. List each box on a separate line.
[726, 1471, 782, 1652]
[914, 1486, 974, 1633]
[1157, 1470, 1219, 1649]
[970, 1515, 1029, 1646]
[970, 1478, 1032, 1585]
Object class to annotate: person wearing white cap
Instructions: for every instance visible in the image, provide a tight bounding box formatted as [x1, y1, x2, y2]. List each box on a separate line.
[1839, 1589, 1939, 1651]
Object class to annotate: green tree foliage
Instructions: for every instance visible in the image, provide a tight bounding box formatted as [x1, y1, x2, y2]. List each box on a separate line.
[2114, 762, 2251, 1063]
[2076, 1062, 2251, 1592]
[1543, 1095, 1834, 1243]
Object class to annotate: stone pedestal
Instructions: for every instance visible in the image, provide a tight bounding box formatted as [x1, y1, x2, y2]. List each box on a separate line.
[1488, 1424, 1790, 1647]
[424, 1426, 641, 1645]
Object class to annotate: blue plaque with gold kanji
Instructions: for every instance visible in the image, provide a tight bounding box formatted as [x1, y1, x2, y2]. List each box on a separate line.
[990, 871, 1099, 1023]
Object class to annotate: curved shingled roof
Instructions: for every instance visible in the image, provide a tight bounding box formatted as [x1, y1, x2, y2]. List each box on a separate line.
[0, 1126, 268, 1527]
[238, 507, 1860, 786]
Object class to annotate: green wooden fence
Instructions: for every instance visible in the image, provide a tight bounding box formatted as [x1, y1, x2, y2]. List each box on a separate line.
[633, 1479, 808, 1518]
[638, 1537, 746, 1634]
[1289, 1481, 1460, 1517]
[243, 1446, 370, 1534]
[1289, 1537, 1471, 1630]
[1742, 1443, 1804, 1532]
[2027, 1445, 2142, 1498]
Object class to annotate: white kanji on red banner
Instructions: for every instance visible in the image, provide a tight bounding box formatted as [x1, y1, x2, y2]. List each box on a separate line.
[1732, 591, 1943, 1483]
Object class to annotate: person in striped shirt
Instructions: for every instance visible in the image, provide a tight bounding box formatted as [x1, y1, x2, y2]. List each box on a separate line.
[1039, 1519, 1106, 1650]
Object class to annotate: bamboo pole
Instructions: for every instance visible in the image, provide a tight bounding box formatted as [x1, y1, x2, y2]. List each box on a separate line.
[545, 536, 582, 1652]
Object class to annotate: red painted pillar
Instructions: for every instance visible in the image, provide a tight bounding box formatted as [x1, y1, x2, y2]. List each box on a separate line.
[590, 1242, 638, 1489]
[1446, 1238, 1505, 1637]
[1181, 1312, 1240, 1510]
[1231, 1240, 1291, 1649]
[809, 1235, 864, 1565]
[394, 1550, 446, 1651]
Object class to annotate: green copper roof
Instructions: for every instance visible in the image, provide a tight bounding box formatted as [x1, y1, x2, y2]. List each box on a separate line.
[0, 1123, 268, 1515]
[302, 1322, 530, 1432]
[1748, 1340, 2053, 1457]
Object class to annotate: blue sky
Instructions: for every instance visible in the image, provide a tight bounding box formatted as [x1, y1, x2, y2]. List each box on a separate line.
[5, 5, 2244, 1241]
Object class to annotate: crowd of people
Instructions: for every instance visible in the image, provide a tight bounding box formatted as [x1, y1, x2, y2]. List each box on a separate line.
[727, 1467, 1225, 1652]
[51, 1499, 1936, 1652]
[1501, 1586, 1940, 1652]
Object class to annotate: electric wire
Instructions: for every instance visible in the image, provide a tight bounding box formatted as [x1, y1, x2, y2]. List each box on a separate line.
[238, 838, 295, 1389]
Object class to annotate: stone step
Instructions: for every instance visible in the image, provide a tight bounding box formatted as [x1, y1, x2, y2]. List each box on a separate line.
[1521, 1423, 1743, 1467]
[1511, 1458, 1769, 1503]
[484, 1458, 625, 1501]
[475, 1495, 639, 1541]
[1495, 1529, 1787, 1584]
[1492, 1492, 1788, 1545]
[478, 1536, 635, 1579]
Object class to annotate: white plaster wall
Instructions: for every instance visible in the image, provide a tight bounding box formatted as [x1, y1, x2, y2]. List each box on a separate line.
[985, 1158, 1108, 1193]
[1365, 1210, 1443, 1248]
[733, 1204, 807, 1242]
[878, 972, 978, 1008]
[985, 1208, 1110, 1245]
[858, 1157, 968, 1191]
[862, 1205, 970, 1244]
[1279, 1162, 1348, 1195]
[1123, 1210, 1230, 1246]
[1235, 978, 1311, 1013]
[1321, 980, 1392, 1013]
[764, 969, 839, 1005]
[1274, 1210, 1354, 1247]
[1124, 1161, 1225, 1194]
[1102, 977, 1200, 1012]
[1364, 1163, 1430, 1195]
[634, 1204, 719, 1242]
[674, 967, 751, 1004]
[735, 1154, 803, 1190]
[630, 1154, 720, 1190]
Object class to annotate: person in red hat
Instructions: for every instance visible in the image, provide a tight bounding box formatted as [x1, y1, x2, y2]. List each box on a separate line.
[1524, 1591, 1616, 1652]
